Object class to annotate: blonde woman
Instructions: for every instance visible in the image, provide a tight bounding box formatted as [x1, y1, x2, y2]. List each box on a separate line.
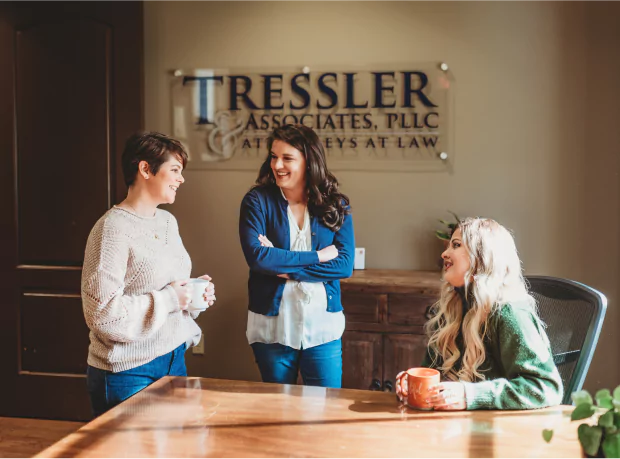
[396, 218, 563, 410]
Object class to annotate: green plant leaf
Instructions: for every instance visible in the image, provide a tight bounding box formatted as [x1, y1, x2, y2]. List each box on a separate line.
[600, 396, 614, 410]
[438, 219, 451, 226]
[602, 432, 620, 458]
[597, 389, 614, 409]
[578, 424, 603, 457]
[597, 389, 612, 399]
[448, 210, 461, 222]
[436, 231, 450, 240]
[599, 410, 615, 428]
[573, 390, 594, 406]
[614, 412, 620, 429]
[613, 386, 620, 403]
[572, 402, 596, 421]
[542, 429, 554, 443]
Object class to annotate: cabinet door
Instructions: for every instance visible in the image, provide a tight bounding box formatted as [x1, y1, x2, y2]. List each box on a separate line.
[341, 331, 382, 390]
[382, 334, 428, 393]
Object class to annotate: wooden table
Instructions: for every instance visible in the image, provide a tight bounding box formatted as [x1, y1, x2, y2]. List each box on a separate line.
[0, 417, 84, 457]
[37, 377, 581, 458]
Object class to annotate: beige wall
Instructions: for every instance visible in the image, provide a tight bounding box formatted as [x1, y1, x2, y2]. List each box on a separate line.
[144, 2, 620, 390]
[581, 3, 620, 391]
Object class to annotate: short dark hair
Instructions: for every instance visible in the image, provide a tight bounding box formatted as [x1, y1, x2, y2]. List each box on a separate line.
[121, 131, 188, 187]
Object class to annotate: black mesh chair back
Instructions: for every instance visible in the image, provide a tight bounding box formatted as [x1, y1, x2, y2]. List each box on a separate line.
[526, 276, 607, 404]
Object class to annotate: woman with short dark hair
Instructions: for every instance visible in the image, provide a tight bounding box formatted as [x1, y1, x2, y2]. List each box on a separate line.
[83, 131, 216, 417]
[239, 124, 355, 388]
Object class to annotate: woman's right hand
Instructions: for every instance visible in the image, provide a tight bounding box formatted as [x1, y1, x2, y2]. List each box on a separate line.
[170, 279, 192, 311]
[318, 245, 338, 262]
[395, 371, 407, 402]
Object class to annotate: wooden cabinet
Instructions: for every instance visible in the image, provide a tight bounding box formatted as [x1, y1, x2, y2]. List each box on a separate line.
[341, 331, 383, 391]
[341, 270, 442, 392]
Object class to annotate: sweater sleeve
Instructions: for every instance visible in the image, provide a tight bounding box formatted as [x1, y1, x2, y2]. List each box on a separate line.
[462, 304, 564, 410]
[287, 211, 355, 282]
[239, 190, 319, 275]
[81, 219, 181, 343]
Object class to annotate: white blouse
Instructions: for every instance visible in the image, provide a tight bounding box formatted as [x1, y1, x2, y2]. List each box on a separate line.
[246, 199, 345, 350]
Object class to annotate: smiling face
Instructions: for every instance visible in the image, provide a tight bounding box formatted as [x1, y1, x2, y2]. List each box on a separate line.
[270, 139, 307, 192]
[441, 228, 472, 288]
[144, 154, 185, 205]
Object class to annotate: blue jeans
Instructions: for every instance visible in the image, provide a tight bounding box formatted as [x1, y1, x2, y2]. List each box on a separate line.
[251, 339, 342, 388]
[87, 343, 187, 417]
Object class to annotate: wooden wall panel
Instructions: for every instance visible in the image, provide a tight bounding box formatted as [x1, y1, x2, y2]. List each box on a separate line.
[16, 19, 111, 265]
[21, 293, 89, 374]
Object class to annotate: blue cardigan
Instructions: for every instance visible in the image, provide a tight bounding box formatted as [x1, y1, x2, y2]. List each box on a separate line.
[239, 185, 355, 316]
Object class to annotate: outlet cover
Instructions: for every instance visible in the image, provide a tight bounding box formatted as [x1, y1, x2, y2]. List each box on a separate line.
[192, 333, 204, 355]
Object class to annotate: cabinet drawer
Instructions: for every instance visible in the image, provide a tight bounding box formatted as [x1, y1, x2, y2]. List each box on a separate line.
[388, 294, 437, 326]
[342, 292, 381, 323]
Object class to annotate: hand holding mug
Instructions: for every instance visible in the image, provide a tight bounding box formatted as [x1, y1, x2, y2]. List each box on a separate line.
[395, 370, 407, 401]
[169, 279, 193, 311]
[186, 276, 216, 311]
[395, 368, 440, 410]
[428, 381, 467, 411]
[197, 274, 216, 307]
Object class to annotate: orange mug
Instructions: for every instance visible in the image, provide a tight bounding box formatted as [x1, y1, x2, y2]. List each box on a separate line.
[396, 367, 440, 410]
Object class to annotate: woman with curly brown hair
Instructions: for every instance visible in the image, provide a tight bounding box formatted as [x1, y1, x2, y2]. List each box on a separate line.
[239, 124, 355, 388]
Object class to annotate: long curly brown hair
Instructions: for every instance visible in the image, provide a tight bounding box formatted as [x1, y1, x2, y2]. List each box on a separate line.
[253, 124, 350, 231]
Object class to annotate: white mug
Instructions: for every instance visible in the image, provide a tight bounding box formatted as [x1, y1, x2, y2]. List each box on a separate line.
[186, 278, 211, 311]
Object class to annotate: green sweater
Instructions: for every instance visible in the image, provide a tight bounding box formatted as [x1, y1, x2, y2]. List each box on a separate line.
[423, 300, 564, 410]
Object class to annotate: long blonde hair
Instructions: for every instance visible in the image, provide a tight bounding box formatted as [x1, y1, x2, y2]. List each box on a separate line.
[425, 217, 536, 382]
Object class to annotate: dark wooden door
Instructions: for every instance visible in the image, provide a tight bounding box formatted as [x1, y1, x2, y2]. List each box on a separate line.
[0, 1, 143, 420]
[341, 331, 383, 391]
[383, 334, 428, 394]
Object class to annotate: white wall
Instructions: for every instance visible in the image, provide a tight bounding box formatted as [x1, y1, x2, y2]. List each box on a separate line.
[144, 1, 620, 390]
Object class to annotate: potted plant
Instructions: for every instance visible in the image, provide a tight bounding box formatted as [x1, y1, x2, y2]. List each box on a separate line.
[436, 211, 461, 246]
[543, 387, 620, 457]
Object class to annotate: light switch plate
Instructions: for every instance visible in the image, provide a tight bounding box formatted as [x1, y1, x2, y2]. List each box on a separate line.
[192, 333, 204, 355]
[354, 247, 365, 270]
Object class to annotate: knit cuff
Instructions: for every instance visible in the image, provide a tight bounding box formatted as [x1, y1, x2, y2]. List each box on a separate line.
[462, 381, 493, 410]
[162, 284, 181, 313]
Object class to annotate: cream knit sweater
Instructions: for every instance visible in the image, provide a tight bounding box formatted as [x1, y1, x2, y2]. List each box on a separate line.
[82, 206, 202, 373]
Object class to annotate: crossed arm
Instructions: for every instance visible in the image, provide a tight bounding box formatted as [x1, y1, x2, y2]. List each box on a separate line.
[239, 192, 354, 281]
[267, 212, 355, 282]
